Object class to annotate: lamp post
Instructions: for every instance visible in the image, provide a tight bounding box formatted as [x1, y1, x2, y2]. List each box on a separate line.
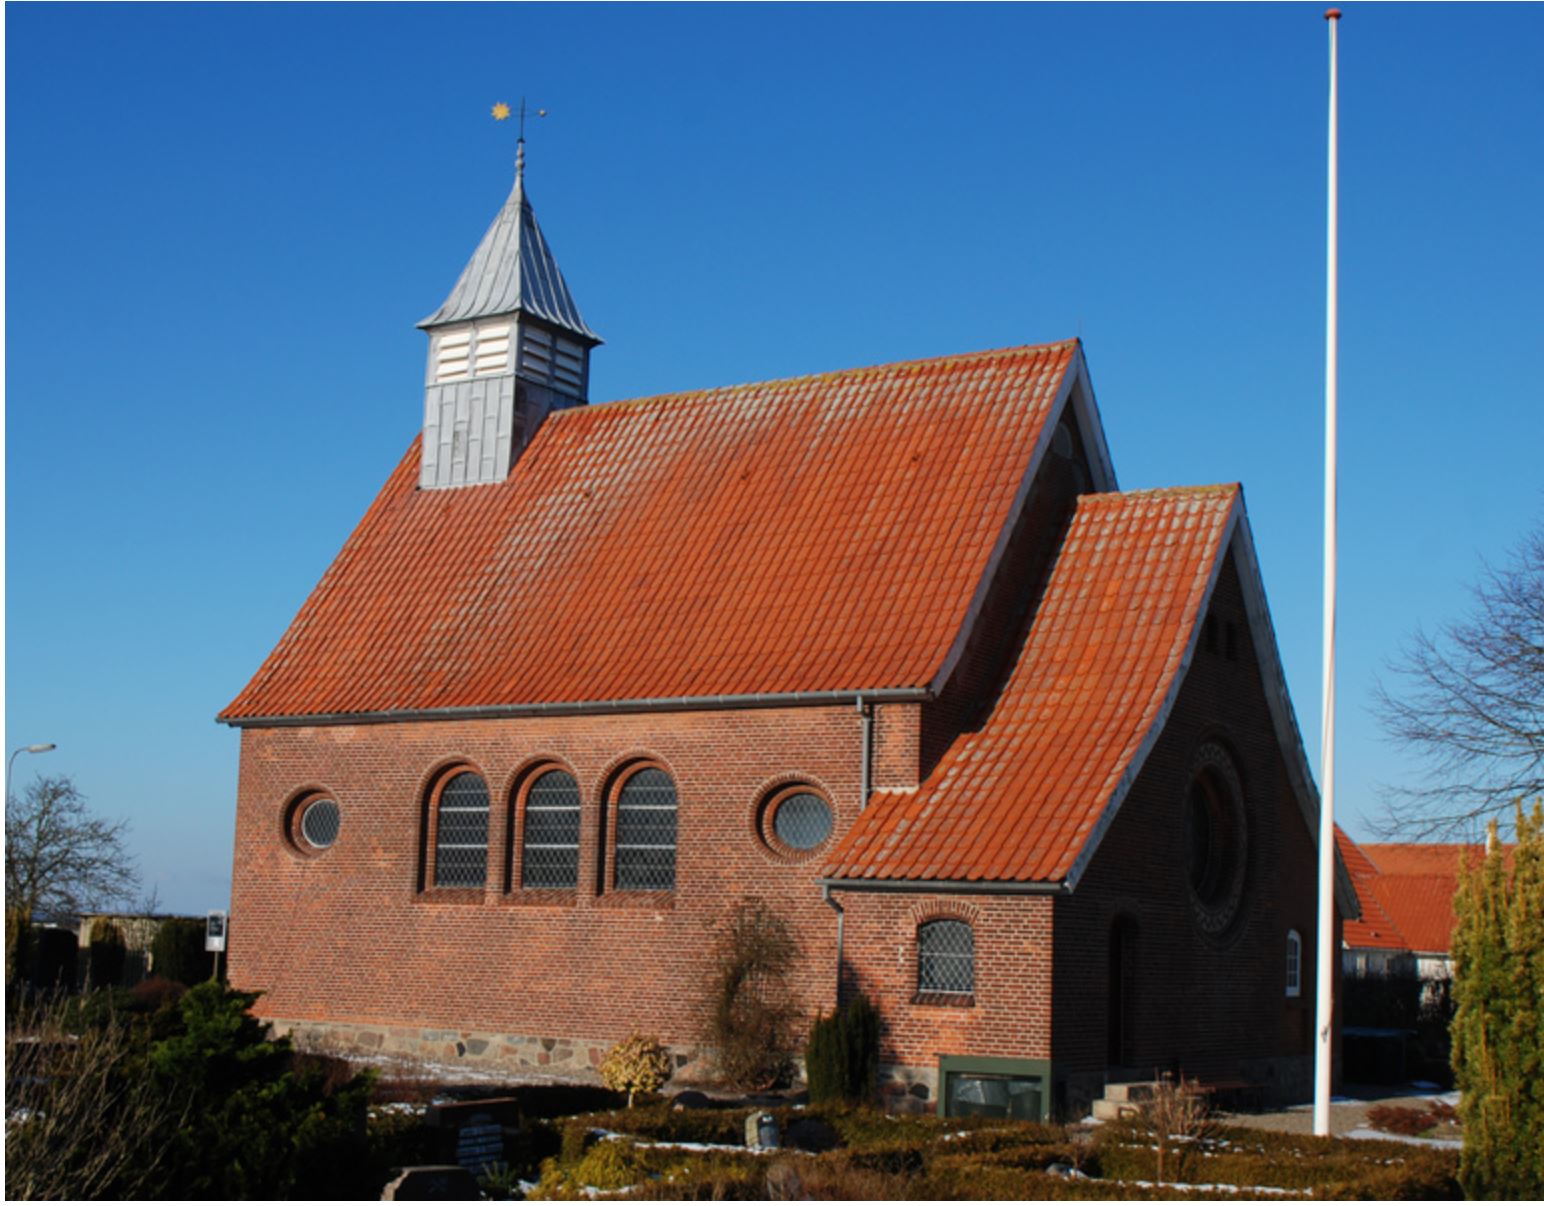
[7, 743, 58, 803]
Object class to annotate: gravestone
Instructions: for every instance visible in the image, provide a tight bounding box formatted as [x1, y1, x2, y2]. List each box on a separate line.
[380, 1165, 481, 1200]
[744, 1110, 780, 1150]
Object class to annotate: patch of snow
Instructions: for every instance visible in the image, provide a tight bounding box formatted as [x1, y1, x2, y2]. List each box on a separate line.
[1118, 1178, 1311, 1197]
[1346, 1127, 1462, 1150]
[373, 1101, 426, 1116]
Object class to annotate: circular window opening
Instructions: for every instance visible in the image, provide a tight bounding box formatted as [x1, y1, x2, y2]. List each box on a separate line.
[761, 788, 834, 856]
[300, 798, 341, 850]
[1183, 746, 1247, 938]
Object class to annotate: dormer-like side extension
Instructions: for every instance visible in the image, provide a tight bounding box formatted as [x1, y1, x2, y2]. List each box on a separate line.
[417, 157, 601, 489]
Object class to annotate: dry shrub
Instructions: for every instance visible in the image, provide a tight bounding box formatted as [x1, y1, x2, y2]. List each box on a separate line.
[1136, 1073, 1214, 1186]
[129, 974, 186, 1012]
[1366, 1098, 1458, 1136]
[703, 897, 799, 1089]
[765, 1153, 908, 1200]
[5, 998, 181, 1199]
[600, 1031, 672, 1107]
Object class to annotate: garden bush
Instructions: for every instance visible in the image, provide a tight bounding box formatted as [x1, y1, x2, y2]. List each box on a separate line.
[1452, 801, 1544, 1199]
[150, 916, 214, 985]
[86, 921, 126, 988]
[805, 991, 881, 1104]
[600, 1031, 672, 1106]
[702, 897, 800, 1089]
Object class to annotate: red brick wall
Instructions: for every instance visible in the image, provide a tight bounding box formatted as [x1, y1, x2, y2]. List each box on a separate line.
[1049, 549, 1321, 1113]
[230, 703, 925, 1058]
[832, 891, 1055, 1107]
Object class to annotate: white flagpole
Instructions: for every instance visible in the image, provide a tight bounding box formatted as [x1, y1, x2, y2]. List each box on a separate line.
[1314, 6, 1342, 1140]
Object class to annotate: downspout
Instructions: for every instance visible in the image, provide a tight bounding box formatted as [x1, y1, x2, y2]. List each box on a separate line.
[857, 694, 873, 809]
[822, 884, 845, 1007]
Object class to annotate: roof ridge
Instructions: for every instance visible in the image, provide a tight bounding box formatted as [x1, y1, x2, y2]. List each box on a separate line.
[1090, 483, 1241, 502]
[559, 339, 1079, 421]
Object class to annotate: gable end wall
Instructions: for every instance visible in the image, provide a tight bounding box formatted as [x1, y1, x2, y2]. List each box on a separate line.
[1050, 551, 1325, 1116]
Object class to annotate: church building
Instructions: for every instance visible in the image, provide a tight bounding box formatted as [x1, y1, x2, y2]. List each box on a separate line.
[220, 147, 1355, 1119]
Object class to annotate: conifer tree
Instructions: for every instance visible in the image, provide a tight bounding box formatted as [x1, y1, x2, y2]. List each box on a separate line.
[1450, 800, 1544, 1198]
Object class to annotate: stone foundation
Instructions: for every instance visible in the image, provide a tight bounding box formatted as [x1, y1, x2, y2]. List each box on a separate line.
[270, 1017, 716, 1084]
[877, 1063, 937, 1113]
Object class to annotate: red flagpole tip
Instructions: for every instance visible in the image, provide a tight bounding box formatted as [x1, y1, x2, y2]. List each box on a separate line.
[1325, 8, 1341, 19]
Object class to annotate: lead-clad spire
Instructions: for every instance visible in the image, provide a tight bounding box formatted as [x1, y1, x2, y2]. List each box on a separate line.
[418, 172, 600, 343]
[417, 152, 601, 491]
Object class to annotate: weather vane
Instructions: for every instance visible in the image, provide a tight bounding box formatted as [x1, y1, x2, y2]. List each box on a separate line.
[492, 97, 547, 182]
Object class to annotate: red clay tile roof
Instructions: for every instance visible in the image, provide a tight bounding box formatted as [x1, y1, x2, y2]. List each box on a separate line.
[821, 484, 1240, 884]
[221, 342, 1078, 722]
[1337, 828, 1410, 951]
[1339, 838, 1505, 955]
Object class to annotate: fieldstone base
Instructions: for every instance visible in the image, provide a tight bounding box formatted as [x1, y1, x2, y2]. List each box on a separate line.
[878, 1063, 937, 1113]
[267, 1017, 716, 1084]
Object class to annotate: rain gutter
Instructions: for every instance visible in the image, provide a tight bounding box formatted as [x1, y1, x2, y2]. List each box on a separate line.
[219, 687, 931, 729]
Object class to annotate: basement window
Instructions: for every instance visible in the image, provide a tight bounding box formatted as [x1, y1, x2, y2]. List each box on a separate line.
[938, 1056, 1050, 1121]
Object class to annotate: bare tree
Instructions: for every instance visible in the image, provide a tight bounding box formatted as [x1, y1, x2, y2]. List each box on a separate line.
[5, 775, 140, 975]
[1375, 524, 1544, 838]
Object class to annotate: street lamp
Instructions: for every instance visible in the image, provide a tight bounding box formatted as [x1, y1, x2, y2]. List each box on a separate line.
[7, 743, 58, 802]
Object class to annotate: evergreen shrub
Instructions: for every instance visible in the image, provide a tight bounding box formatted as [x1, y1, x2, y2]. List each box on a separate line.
[805, 992, 880, 1104]
[151, 916, 214, 985]
[87, 921, 126, 988]
[1452, 800, 1544, 1199]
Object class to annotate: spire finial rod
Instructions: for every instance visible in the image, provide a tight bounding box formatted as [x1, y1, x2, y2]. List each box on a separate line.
[492, 98, 546, 184]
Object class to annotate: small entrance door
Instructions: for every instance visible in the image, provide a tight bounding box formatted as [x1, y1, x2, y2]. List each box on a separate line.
[1107, 916, 1137, 1067]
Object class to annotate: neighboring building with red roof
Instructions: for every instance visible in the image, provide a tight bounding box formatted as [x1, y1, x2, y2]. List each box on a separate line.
[1336, 828, 1494, 980]
[222, 159, 1357, 1118]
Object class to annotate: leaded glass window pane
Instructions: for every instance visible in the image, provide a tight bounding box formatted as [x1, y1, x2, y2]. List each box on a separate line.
[616, 767, 676, 891]
[522, 770, 581, 889]
[434, 772, 489, 888]
[300, 798, 340, 849]
[773, 793, 832, 850]
[918, 919, 974, 995]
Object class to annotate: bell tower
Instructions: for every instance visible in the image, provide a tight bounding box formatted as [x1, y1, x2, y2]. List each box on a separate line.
[417, 142, 601, 489]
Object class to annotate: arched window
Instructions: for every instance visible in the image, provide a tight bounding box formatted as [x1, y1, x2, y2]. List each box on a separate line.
[521, 769, 581, 889]
[1286, 929, 1303, 998]
[432, 771, 490, 889]
[614, 766, 676, 891]
[918, 919, 975, 997]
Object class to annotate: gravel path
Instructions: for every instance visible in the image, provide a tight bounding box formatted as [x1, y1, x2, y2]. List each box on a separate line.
[1218, 1084, 1460, 1140]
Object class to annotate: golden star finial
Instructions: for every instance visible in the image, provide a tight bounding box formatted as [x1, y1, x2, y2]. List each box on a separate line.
[491, 101, 512, 122]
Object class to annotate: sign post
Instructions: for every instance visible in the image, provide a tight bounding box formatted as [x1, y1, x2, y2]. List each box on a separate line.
[206, 910, 228, 983]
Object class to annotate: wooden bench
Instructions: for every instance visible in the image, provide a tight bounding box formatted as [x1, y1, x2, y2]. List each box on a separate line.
[1199, 1079, 1265, 1113]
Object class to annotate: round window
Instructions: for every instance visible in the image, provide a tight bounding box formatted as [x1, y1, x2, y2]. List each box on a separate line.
[300, 798, 341, 850]
[1183, 745, 1247, 939]
[766, 790, 833, 853]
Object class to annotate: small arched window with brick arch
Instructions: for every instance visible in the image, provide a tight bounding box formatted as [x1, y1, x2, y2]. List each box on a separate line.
[612, 765, 677, 891]
[918, 918, 975, 997]
[520, 768, 582, 889]
[429, 770, 491, 889]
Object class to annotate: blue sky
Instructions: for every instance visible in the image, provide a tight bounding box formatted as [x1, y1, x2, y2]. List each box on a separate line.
[6, 3, 1541, 913]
